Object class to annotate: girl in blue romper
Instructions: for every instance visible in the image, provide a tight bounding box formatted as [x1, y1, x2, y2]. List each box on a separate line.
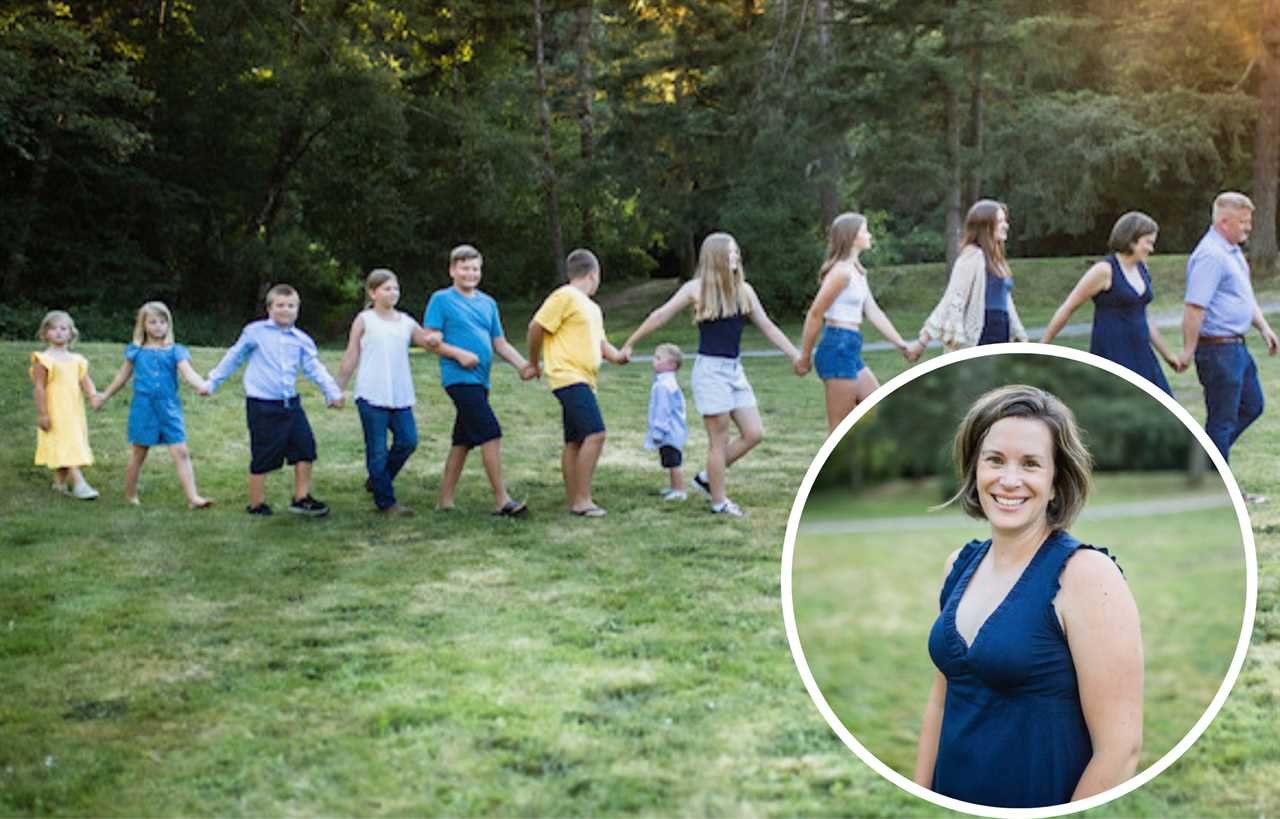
[96, 302, 213, 508]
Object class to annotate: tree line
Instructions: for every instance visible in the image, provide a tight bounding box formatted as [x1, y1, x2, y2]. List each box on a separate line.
[2, 0, 1277, 341]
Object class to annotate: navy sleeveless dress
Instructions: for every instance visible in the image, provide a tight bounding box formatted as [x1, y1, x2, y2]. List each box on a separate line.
[927, 530, 1121, 808]
[1090, 256, 1171, 395]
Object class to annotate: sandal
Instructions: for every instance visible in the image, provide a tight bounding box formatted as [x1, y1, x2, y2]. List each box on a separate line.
[570, 506, 606, 518]
[492, 500, 529, 517]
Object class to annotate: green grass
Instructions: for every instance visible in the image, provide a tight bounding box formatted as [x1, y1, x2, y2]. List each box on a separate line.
[794, 476, 1245, 777]
[1, 262, 1279, 815]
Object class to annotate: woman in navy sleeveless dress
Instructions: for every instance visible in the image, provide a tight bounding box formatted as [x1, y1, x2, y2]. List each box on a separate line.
[1041, 212, 1180, 394]
[914, 386, 1143, 808]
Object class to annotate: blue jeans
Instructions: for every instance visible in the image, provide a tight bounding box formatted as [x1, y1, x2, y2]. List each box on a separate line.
[1194, 343, 1263, 464]
[356, 399, 418, 509]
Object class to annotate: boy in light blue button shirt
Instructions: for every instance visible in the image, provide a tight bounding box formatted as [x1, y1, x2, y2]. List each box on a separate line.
[206, 284, 344, 516]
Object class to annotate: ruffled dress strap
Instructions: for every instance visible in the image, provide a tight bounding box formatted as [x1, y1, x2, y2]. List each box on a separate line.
[938, 539, 989, 610]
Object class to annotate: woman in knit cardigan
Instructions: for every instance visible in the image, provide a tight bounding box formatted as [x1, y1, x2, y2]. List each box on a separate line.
[906, 200, 1028, 360]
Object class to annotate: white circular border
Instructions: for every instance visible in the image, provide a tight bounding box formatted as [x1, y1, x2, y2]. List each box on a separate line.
[780, 343, 1259, 818]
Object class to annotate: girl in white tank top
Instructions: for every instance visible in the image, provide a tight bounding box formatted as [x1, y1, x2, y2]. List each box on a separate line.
[797, 213, 912, 431]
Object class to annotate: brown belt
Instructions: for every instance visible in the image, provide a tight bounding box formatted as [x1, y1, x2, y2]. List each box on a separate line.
[1198, 335, 1245, 345]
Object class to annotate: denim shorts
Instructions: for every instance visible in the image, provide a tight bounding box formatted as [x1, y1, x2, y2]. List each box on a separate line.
[690, 355, 757, 416]
[814, 326, 866, 380]
[553, 382, 606, 443]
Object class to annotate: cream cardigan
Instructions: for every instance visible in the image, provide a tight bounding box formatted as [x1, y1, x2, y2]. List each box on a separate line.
[921, 246, 1027, 350]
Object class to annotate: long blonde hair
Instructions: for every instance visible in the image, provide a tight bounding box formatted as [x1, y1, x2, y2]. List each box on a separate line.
[132, 301, 175, 345]
[963, 200, 1010, 277]
[819, 213, 868, 282]
[693, 232, 752, 321]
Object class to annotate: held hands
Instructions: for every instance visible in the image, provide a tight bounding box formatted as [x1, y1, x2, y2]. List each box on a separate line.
[1164, 353, 1187, 374]
[327, 396, 345, 409]
[1264, 327, 1279, 356]
[518, 362, 539, 381]
[1176, 350, 1194, 372]
[793, 354, 811, 376]
[903, 340, 924, 363]
[90, 393, 106, 411]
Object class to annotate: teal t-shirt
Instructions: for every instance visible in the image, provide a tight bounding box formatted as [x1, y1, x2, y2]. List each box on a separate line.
[424, 287, 504, 388]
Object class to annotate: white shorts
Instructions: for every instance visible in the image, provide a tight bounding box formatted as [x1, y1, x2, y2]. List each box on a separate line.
[691, 355, 757, 416]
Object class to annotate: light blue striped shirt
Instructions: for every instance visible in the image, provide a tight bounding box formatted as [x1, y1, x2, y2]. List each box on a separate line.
[1185, 228, 1257, 337]
[207, 319, 341, 402]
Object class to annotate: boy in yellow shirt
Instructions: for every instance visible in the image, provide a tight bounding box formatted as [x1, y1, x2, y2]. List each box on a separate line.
[527, 249, 628, 517]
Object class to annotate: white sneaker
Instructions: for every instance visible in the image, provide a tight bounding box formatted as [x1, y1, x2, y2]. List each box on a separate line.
[51, 482, 70, 495]
[692, 471, 712, 498]
[710, 499, 744, 518]
[660, 489, 688, 502]
[71, 482, 99, 500]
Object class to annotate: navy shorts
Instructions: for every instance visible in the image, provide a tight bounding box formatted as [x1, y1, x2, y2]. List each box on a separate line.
[658, 445, 683, 468]
[553, 383, 606, 443]
[814, 326, 866, 380]
[445, 383, 502, 448]
[246, 397, 317, 474]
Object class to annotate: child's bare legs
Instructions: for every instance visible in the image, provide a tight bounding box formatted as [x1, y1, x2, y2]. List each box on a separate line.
[53, 467, 71, 488]
[168, 443, 208, 506]
[248, 473, 268, 507]
[293, 461, 313, 500]
[669, 466, 684, 492]
[823, 368, 879, 432]
[480, 439, 514, 510]
[438, 445, 469, 509]
[563, 431, 606, 512]
[702, 407, 764, 505]
[125, 445, 150, 502]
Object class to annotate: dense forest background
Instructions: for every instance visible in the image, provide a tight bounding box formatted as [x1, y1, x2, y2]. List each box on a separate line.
[2, 0, 1278, 340]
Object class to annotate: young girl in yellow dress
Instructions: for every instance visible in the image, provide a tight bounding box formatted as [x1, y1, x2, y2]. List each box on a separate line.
[30, 310, 100, 499]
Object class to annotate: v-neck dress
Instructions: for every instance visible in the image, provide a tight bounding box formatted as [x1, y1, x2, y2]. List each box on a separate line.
[926, 530, 1121, 808]
[1090, 255, 1171, 395]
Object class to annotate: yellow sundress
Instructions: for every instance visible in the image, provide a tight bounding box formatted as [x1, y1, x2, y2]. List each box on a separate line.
[30, 351, 94, 468]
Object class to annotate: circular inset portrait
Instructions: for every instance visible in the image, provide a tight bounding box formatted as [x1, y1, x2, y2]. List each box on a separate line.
[783, 347, 1255, 817]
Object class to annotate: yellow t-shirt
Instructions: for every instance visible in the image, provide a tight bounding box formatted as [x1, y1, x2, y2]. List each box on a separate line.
[533, 285, 604, 390]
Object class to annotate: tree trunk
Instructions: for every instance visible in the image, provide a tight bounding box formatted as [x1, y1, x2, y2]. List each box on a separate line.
[814, 0, 840, 228]
[1252, 0, 1280, 270]
[574, 0, 595, 247]
[533, 0, 566, 279]
[964, 22, 986, 207]
[942, 2, 963, 267]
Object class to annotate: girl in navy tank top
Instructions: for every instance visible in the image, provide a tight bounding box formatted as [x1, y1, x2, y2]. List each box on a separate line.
[620, 232, 800, 517]
[915, 385, 1142, 808]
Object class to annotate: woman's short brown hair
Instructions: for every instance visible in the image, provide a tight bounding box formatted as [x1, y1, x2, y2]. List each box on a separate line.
[948, 385, 1093, 529]
[1107, 211, 1159, 254]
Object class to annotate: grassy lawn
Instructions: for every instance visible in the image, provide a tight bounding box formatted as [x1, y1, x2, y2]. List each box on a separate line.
[794, 475, 1245, 778]
[2, 257, 1279, 815]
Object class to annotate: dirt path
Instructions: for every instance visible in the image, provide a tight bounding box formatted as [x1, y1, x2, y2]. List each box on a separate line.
[797, 493, 1235, 535]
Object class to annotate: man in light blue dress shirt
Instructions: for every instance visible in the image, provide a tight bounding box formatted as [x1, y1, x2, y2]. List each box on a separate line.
[206, 284, 344, 516]
[1180, 193, 1279, 498]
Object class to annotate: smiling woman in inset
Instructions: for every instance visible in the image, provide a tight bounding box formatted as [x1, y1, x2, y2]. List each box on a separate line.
[913, 385, 1143, 809]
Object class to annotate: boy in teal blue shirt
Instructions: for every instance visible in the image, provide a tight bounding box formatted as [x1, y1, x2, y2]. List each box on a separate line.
[424, 245, 536, 515]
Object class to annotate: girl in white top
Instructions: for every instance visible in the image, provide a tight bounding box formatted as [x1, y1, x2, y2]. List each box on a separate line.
[796, 213, 911, 431]
[337, 269, 442, 515]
